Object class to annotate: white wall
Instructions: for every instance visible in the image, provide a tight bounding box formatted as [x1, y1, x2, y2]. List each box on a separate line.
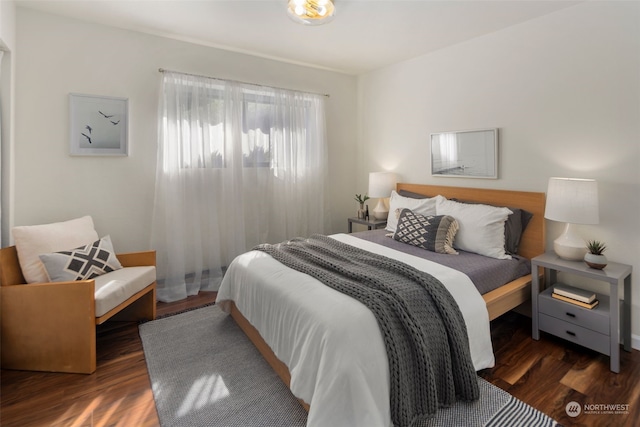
[0, 0, 15, 50]
[0, 0, 16, 247]
[14, 8, 357, 253]
[358, 2, 640, 343]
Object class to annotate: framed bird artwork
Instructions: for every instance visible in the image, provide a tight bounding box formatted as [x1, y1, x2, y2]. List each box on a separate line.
[69, 93, 128, 156]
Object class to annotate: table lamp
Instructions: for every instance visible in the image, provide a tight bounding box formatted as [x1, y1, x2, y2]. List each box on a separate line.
[368, 172, 397, 220]
[544, 177, 599, 260]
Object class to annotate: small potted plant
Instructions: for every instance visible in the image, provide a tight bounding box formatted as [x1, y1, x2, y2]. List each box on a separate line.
[584, 240, 607, 269]
[354, 194, 369, 219]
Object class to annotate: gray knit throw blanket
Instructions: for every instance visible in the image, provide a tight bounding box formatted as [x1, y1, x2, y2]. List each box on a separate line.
[253, 235, 479, 427]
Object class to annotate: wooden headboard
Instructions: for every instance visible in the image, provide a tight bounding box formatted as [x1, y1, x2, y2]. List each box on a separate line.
[396, 183, 546, 260]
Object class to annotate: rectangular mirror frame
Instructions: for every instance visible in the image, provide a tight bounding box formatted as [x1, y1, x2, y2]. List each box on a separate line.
[430, 128, 498, 179]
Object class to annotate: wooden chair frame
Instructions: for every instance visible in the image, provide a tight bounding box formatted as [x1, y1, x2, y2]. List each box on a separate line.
[0, 246, 157, 374]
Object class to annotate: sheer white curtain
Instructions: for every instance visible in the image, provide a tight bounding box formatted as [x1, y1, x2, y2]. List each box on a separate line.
[151, 71, 330, 302]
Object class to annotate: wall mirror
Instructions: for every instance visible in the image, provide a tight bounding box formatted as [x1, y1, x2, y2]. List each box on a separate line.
[430, 128, 498, 179]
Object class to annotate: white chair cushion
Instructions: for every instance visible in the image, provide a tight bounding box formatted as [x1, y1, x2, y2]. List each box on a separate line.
[94, 266, 156, 317]
[12, 216, 99, 284]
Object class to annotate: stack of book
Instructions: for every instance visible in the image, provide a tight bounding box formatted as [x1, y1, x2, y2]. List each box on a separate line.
[552, 283, 599, 309]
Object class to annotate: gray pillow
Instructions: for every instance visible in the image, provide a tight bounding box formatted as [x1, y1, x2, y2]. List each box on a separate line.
[505, 208, 533, 255]
[393, 209, 459, 254]
[39, 235, 123, 282]
[397, 189, 431, 199]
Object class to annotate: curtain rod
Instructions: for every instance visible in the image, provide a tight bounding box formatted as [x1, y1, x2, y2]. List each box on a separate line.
[158, 68, 330, 98]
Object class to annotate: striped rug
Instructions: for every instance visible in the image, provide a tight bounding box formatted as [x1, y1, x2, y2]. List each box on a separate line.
[140, 305, 557, 427]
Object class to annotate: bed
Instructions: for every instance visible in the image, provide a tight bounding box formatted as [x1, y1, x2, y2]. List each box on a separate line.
[217, 183, 546, 426]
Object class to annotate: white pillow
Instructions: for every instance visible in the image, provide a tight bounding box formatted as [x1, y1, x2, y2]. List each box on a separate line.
[12, 216, 99, 284]
[385, 191, 438, 232]
[435, 198, 512, 260]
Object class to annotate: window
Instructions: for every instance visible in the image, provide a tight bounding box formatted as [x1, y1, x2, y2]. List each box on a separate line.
[153, 71, 329, 302]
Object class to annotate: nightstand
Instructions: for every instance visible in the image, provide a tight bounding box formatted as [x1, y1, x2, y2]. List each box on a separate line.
[347, 217, 387, 233]
[531, 252, 632, 373]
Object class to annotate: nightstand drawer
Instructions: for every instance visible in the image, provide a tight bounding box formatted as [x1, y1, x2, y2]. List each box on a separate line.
[539, 313, 610, 355]
[538, 287, 610, 335]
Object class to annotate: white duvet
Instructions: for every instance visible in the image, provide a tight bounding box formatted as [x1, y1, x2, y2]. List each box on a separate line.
[217, 234, 495, 427]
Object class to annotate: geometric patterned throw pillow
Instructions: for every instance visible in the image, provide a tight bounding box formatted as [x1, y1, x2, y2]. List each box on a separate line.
[393, 209, 459, 254]
[38, 235, 123, 282]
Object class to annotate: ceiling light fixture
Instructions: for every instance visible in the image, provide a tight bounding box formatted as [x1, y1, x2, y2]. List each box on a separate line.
[287, 0, 336, 26]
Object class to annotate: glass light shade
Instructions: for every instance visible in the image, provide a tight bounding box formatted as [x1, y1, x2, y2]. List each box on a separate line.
[368, 172, 397, 220]
[544, 177, 599, 260]
[287, 0, 335, 25]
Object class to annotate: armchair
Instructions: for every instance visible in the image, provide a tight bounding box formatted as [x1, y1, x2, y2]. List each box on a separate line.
[0, 218, 156, 374]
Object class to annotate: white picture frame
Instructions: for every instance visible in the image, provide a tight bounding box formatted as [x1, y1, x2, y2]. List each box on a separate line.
[70, 93, 128, 156]
[430, 128, 498, 179]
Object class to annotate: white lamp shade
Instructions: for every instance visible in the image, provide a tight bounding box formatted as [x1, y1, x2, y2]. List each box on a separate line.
[545, 177, 599, 260]
[368, 172, 397, 198]
[544, 177, 599, 225]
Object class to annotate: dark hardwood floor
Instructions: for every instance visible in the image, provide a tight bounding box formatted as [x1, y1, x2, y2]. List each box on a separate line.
[1, 292, 638, 426]
[0, 292, 217, 427]
[480, 312, 640, 427]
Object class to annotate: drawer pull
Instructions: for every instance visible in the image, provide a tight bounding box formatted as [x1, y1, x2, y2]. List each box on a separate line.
[566, 331, 576, 337]
[565, 312, 576, 318]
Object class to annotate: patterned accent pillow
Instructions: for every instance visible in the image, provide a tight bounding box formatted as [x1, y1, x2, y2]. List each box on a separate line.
[39, 235, 123, 282]
[393, 209, 459, 254]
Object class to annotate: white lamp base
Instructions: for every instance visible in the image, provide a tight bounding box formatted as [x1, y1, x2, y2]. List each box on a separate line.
[554, 223, 587, 261]
[372, 199, 388, 220]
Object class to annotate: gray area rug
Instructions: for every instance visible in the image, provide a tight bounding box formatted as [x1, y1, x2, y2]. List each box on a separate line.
[140, 305, 557, 427]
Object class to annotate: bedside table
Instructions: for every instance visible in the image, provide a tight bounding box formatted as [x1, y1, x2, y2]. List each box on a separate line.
[347, 217, 387, 233]
[531, 252, 632, 373]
